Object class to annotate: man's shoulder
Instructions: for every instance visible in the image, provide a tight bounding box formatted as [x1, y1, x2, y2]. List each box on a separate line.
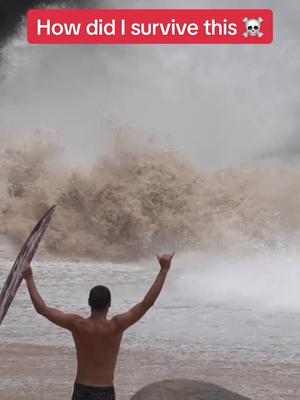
[72, 314, 85, 321]
[108, 313, 131, 333]
[108, 315, 124, 331]
[70, 314, 88, 328]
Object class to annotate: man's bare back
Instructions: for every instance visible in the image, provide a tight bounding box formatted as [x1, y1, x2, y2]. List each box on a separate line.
[71, 316, 123, 386]
[22, 253, 175, 399]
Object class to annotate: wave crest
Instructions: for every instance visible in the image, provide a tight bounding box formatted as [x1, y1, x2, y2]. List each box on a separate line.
[1, 135, 299, 261]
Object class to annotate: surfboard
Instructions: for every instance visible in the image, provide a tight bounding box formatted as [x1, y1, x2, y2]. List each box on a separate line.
[0, 205, 55, 325]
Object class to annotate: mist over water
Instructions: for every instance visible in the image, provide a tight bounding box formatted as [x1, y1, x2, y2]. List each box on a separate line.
[174, 249, 300, 312]
[0, 1, 300, 311]
[1, 0, 300, 166]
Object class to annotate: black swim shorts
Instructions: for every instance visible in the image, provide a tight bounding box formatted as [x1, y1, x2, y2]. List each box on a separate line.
[71, 383, 115, 400]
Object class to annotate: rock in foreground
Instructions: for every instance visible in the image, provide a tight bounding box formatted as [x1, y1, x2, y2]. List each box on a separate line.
[130, 379, 251, 400]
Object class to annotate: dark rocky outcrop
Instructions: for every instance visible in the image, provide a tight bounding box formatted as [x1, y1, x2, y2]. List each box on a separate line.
[0, 0, 50, 42]
[0, 0, 97, 43]
[130, 379, 252, 400]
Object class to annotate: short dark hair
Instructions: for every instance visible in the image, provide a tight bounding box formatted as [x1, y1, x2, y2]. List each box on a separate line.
[88, 285, 111, 311]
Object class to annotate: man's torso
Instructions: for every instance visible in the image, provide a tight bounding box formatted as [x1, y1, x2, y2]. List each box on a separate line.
[71, 317, 123, 387]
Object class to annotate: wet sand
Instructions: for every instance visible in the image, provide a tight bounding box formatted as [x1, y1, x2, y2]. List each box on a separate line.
[0, 343, 299, 400]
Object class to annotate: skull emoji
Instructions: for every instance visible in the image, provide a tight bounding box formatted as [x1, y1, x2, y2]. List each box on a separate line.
[243, 17, 264, 38]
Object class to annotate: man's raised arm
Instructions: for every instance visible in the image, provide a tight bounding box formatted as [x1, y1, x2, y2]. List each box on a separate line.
[113, 253, 175, 331]
[22, 265, 79, 330]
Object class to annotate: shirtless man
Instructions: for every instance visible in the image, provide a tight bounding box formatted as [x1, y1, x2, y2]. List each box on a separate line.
[22, 253, 175, 400]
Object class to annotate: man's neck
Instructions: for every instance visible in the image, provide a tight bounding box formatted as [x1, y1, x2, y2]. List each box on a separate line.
[90, 309, 108, 320]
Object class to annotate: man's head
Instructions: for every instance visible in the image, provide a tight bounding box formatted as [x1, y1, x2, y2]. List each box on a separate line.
[88, 285, 111, 312]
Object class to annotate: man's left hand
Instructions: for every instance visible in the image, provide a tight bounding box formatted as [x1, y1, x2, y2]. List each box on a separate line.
[22, 264, 33, 280]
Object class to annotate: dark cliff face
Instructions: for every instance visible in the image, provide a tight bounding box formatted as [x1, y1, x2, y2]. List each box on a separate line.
[0, 0, 97, 43]
[0, 1, 50, 42]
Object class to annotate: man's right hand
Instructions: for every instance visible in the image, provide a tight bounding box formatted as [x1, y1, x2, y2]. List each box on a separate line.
[22, 264, 33, 280]
[157, 252, 175, 272]
[114, 252, 175, 331]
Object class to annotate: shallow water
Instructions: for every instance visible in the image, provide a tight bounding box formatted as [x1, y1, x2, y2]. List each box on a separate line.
[1, 253, 300, 399]
[1, 255, 300, 368]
